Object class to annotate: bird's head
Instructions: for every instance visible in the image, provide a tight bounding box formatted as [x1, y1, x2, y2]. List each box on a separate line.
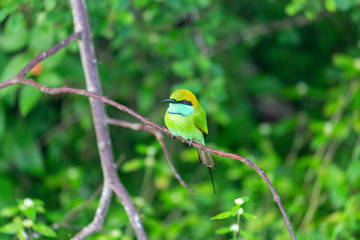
[161, 89, 201, 116]
[161, 89, 200, 108]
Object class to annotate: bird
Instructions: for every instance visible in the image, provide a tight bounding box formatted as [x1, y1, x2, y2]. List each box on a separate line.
[162, 89, 216, 194]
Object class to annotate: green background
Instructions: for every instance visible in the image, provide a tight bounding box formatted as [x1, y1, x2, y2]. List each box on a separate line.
[0, 0, 359, 239]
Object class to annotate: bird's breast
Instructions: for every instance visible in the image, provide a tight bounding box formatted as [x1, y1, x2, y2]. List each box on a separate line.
[167, 103, 194, 116]
[165, 106, 204, 144]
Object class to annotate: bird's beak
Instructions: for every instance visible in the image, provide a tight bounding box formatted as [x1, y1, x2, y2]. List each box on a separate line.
[161, 98, 177, 103]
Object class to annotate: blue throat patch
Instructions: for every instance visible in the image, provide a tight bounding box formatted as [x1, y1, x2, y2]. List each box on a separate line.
[167, 103, 194, 116]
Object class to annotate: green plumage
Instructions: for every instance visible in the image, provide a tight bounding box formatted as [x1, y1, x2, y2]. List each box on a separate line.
[163, 89, 216, 194]
[165, 103, 206, 144]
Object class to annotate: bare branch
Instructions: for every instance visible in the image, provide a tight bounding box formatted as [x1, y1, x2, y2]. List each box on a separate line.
[107, 118, 194, 192]
[72, 183, 112, 240]
[52, 184, 104, 230]
[69, 0, 147, 239]
[0, 78, 296, 240]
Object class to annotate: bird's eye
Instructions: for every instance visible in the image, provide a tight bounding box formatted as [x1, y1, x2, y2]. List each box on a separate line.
[181, 99, 186, 104]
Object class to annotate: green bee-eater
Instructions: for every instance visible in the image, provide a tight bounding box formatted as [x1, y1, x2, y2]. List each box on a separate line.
[162, 89, 216, 194]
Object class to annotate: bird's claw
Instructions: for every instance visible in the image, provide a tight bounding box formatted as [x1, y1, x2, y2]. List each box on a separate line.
[189, 138, 195, 146]
[171, 134, 175, 139]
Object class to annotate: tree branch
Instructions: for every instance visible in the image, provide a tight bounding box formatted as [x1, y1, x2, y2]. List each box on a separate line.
[0, 78, 296, 240]
[107, 118, 194, 192]
[69, 0, 147, 239]
[14, 32, 82, 79]
[72, 182, 112, 240]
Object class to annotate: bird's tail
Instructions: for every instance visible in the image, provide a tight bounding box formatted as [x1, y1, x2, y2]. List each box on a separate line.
[197, 149, 216, 195]
[197, 149, 216, 168]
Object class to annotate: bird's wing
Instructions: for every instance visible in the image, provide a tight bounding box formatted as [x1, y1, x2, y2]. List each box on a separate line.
[195, 106, 208, 137]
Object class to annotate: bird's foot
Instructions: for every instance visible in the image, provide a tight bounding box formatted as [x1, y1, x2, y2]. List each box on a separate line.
[171, 133, 175, 139]
[189, 138, 196, 146]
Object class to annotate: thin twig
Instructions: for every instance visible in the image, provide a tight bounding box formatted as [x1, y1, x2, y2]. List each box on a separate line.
[0, 78, 296, 240]
[72, 182, 113, 240]
[17, 32, 82, 78]
[107, 118, 194, 192]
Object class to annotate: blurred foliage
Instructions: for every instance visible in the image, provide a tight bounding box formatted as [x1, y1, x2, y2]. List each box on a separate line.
[0, 0, 360, 239]
[0, 198, 57, 239]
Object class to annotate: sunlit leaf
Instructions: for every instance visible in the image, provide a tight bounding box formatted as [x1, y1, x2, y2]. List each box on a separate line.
[19, 86, 42, 116]
[210, 211, 233, 220]
[32, 224, 57, 238]
[243, 212, 261, 223]
[122, 159, 145, 172]
[0, 206, 19, 217]
[0, 221, 23, 234]
[0, 54, 32, 106]
[215, 227, 230, 234]
[0, 13, 28, 52]
[325, 0, 337, 12]
[171, 60, 194, 78]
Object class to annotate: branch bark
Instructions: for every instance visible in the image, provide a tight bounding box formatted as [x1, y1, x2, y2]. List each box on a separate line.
[69, 0, 147, 239]
[72, 182, 112, 239]
[0, 78, 296, 240]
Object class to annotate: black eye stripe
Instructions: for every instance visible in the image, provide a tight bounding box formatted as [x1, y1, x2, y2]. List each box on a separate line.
[177, 99, 193, 106]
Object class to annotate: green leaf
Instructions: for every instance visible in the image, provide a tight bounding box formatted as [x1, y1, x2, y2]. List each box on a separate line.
[0, 13, 28, 52]
[17, 230, 28, 240]
[0, 8, 8, 22]
[116, 9, 134, 25]
[210, 211, 233, 220]
[240, 230, 256, 239]
[19, 86, 42, 116]
[333, 54, 354, 69]
[171, 60, 194, 78]
[19, 206, 36, 222]
[0, 221, 23, 234]
[239, 196, 250, 202]
[0, 206, 19, 217]
[285, 1, 305, 16]
[325, 0, 337, 12]
[231, 205, 241, 215]
[44, 0, 57, 11]
[305, 10, 316, 20]
[41, 49, 66, 70]
[29, 22, 55, 52]
[33, 199, 45, 213]
[0, 103, 5, 139]
[0, 54, 32, 107]
[11, 131, 45, 176]
[32, 223, 57, 238]
[122, 159, 145, 172]
[0, 54, 31, 82]
[195, 55, 212, 72]
[38, 71, 64, 87]
[215, 227, 230, 234]
[243, 212, 261, 223]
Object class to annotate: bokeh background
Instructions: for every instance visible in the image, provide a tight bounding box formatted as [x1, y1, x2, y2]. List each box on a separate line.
[0, 0, 359, 239]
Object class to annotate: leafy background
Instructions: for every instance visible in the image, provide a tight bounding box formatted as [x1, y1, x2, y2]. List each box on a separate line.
[0, 0, 360, 239]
